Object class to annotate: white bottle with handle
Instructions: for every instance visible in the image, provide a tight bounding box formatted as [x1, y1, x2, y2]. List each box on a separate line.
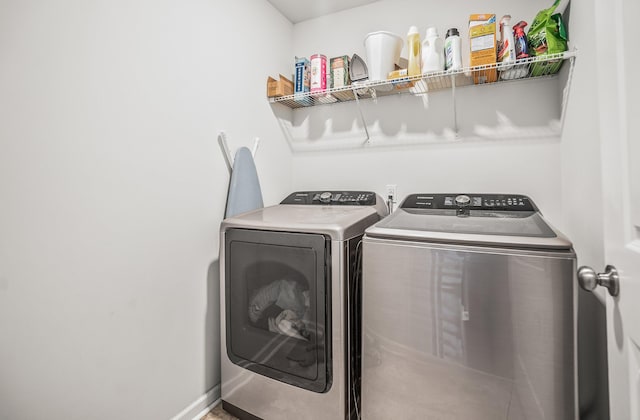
[422, 27, 444, 74]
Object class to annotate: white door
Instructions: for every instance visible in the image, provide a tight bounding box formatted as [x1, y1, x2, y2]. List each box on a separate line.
[585, 0, 640, 418]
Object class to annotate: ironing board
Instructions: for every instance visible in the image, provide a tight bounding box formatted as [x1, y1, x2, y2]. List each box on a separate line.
[224, 147, 263, 218]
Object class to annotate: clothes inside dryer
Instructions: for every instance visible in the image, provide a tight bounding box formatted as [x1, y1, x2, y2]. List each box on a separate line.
[249, 277, 311, 341]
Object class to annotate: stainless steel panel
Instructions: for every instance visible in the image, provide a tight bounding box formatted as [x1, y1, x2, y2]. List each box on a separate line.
[361, 237, 577, 420]
[220, 236, 349, 420]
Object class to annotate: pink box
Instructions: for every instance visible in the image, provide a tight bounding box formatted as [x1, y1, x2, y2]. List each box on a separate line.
[310, 54, 327, 93]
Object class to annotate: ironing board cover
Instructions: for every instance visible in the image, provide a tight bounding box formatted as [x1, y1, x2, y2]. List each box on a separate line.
[225, 147, 263, 218]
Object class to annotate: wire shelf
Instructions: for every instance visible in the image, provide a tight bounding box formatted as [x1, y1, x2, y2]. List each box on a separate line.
[269, 50, 577, 109]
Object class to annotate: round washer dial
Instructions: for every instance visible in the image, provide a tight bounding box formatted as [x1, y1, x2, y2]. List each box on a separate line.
[455, 195, 471, 206]
[319, 192, 332, 203]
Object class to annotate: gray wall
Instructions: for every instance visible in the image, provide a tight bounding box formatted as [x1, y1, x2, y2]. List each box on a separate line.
[0, 1, 292, 419]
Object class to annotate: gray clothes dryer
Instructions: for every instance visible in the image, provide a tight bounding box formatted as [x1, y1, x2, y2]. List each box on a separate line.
[220, 191, 387, 420]
[361, 193, 577, 420]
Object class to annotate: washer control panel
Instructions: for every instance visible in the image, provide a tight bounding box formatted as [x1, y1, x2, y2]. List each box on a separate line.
[281, 191, 377, 206]
[401, 193, 537, 212]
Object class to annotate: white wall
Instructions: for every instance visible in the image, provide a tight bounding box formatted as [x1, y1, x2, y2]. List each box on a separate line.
[288, 0, 565, 229]
[560, 1, 609, 419]
[0, 1, 292, 419]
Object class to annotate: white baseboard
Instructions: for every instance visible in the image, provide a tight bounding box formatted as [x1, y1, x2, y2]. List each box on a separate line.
[171, 385, 221, 420]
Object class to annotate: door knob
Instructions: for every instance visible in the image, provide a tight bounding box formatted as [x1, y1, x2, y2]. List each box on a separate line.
[577, 265, 620, 297]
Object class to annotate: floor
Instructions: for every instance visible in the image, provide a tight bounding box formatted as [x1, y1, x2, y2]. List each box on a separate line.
[201, 404, 238, 420]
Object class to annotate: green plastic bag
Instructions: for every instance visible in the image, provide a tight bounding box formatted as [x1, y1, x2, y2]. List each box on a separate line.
[528, 0, 568, 76]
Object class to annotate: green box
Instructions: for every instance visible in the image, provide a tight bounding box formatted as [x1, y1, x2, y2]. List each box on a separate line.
[330, 56, 350, 88]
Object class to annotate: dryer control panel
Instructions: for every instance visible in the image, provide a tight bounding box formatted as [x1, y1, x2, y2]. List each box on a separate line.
[281, 191, 377, 206]
[401, 193, 538, 212]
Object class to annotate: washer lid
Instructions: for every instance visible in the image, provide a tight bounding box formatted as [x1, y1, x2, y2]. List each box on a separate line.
[366, 193, 572, 250]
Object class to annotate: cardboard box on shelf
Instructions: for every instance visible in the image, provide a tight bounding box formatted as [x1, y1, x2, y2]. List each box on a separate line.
[330, 55, 350, 88]
[387, 69, 414, 90]
[294, 57, 310, 94]
[469, 14, 497, 84]
[266, 74, 294, 97]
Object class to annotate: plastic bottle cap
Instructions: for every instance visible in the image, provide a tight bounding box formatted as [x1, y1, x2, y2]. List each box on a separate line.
[425, 27, 438, 37]
[446, 28, 459, 38]
[408, 26, 419, 35]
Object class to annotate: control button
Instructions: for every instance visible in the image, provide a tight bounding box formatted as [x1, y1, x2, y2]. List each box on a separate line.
[319, 192, 332, 203]
[444, 197, 453, 206]
[455, 195, 471, 206]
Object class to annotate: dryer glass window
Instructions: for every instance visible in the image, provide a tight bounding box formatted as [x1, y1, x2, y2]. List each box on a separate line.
[225, 229, 331, 393]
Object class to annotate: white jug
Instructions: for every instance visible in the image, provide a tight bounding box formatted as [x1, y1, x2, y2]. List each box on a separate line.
[364, 31, 403, 81]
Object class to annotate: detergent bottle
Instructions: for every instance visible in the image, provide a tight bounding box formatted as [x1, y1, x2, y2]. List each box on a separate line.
[444, 28, 462, 71]
[421, 27, 444, 74]
[406, 26, 422, 76]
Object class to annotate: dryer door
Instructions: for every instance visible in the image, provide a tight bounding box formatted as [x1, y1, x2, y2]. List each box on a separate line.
[225, 228, 331, 393]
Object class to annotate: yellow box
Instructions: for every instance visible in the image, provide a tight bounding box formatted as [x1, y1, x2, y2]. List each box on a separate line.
[266, 74, 294, 97]
[469, 14, 497, 84]
[387, 69, 415, 90]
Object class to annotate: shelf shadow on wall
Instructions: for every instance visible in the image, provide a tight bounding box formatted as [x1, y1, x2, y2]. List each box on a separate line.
[272, 74, 565, 149]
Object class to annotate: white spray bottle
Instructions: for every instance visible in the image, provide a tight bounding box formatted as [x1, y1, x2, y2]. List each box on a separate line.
[498, 15, 516, 67]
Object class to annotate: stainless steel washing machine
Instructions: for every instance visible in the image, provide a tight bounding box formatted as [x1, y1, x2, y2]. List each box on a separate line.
[362, 193, 577, 420]
[220, 191, 387, 420]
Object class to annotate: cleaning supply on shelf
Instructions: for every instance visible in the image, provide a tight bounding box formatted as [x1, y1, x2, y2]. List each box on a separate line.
[469, 14, 497, 84]
[498, 15, 524, 80]
[421, 27, 444, 74]
[330, 55, 350, 88]
[513, 21, 529, 59]
[497, 15, 516, 66]
[406, 26, 422, 77]
[387, 68, 414, 90]
[310, 54, 327, 93]
[444, 28, 462, 71]
[294, 57, 311, 104]
[528, 0, 569, 76]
